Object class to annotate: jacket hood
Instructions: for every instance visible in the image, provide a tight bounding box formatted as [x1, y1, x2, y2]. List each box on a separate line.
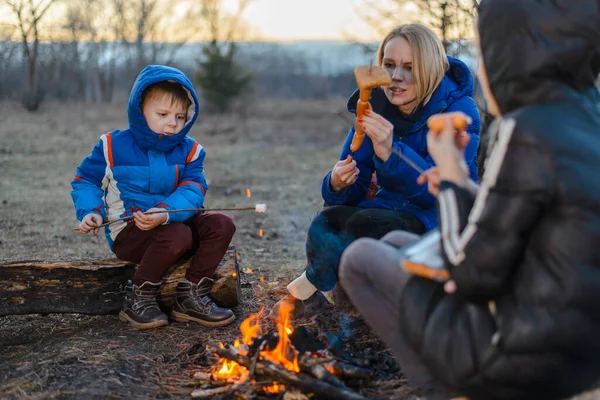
[478, 0, 600, 114]
[347, 57, 474, 135]
[128, 65, 200, 152]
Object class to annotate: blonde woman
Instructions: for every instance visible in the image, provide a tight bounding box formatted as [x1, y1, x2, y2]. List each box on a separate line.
[286, 24, 480, 315]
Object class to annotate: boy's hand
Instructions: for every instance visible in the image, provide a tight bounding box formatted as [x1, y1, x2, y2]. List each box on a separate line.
[79, 213, 103, 235]
[330, 155, 360, 192]
[134, 208, 168, 231]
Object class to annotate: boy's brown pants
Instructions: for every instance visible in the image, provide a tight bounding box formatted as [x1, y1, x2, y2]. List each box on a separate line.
[112, 212, 236, 285]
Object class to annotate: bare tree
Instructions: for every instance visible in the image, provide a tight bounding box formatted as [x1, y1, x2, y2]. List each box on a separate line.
[0, 23, 19, 99]
[56, 0, 200, 103]
[354, 0, 478, 56]
[58, 0, 122, 102]
[2, 0, 56, 110]
[110, 0, 204, 71]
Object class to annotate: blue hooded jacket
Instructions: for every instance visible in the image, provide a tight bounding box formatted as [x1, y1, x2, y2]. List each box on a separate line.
[321, 57, 481, 230]
[71, 65, 205, 248]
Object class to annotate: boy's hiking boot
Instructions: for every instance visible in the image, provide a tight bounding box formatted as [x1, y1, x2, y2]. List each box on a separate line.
[119, 280, 169, 329]
[171, 278, 235, 327]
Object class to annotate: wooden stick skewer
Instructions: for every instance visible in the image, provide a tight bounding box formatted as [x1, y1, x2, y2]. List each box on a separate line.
[73, 205, 266, 231]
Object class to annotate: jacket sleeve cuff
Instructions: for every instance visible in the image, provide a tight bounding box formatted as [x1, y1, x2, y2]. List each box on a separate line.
[373, 151, 398, 175]
[322, 172, 348, 201]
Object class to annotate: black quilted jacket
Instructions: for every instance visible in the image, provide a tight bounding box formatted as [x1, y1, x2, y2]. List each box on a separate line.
[400, 1, 600, 399]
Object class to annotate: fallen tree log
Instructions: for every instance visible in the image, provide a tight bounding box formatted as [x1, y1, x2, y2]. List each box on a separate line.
[0, 246, 240, 316]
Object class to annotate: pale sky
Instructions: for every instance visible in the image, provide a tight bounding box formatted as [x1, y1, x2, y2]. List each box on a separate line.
[240, 0, 404, 42]
[1, 0, 419, 43]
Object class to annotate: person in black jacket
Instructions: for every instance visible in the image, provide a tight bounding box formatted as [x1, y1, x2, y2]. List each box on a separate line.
[339, 0, 600, 399]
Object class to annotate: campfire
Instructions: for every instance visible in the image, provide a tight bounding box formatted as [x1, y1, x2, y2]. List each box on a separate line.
[191, 298, 372, 399]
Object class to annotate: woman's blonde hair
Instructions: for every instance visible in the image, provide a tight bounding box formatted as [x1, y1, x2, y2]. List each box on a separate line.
[376, 24, 448, 110]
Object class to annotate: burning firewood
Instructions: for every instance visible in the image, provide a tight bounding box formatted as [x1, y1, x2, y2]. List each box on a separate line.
[300, 360, 347, 389]
[211, 346, 367, 400]
[200, 298, 373, 399]
[329, 360, 373, 381]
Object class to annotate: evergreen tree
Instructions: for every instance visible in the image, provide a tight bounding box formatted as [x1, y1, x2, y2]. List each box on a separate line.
[196, 40, 253, 113]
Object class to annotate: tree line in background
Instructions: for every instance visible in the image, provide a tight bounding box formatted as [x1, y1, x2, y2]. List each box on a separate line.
[0, 0, 479, 113]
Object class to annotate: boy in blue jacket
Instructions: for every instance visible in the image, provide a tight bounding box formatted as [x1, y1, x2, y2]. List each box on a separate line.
[72, 65, 236, 329]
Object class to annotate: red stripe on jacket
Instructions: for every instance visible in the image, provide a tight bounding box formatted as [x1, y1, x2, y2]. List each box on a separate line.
[179, 180, 206, 195]
[106, 133, 114, 168]
[186, 143, 198, 164]
[173, 164, 179, 192]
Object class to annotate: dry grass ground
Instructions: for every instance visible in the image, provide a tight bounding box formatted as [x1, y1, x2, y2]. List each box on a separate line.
[1, 99, 599, 400]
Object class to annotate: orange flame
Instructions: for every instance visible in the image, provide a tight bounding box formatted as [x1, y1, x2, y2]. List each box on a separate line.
[259, 229, 263, 237]
[245, 267, 254, 274]
[262, 382, 285, 394]
[325, 362, 337, 375]
[212, 299, 299, 382]
[260, 277, 265, 282]
[261, 298, 299, 372]
[246, 188, 251, 198]
[240, 307, 263, 345]
[213, 358, 246, 380]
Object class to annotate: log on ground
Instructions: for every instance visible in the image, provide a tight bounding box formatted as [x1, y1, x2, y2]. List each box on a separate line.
[0, 246, 240, 316]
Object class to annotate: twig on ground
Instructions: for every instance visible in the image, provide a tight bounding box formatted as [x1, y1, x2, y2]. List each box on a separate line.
[191, 384, 242, 398]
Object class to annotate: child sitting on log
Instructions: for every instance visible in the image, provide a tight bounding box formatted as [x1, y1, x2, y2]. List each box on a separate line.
[71, 65, 236, 329]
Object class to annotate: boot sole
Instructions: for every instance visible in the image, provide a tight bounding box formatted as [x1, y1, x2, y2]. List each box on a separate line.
[171, 310, 236, 327]
[119, 311, 169, 330]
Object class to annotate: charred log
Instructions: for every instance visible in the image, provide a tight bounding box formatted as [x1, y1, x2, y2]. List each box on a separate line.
[330, 361, 373, 381]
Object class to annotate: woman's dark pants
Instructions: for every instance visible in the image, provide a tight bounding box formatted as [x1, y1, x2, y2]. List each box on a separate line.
[304, 205, 425, 291]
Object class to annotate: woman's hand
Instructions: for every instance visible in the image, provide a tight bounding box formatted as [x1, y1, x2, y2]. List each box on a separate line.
[134, 208, 168, 231]
[416, 167, 442, 197]
[78, 213, 103, 235]
[330, 155, 360, 192]
[426, 119, 471, 187]
[359, 110, 394, 162]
